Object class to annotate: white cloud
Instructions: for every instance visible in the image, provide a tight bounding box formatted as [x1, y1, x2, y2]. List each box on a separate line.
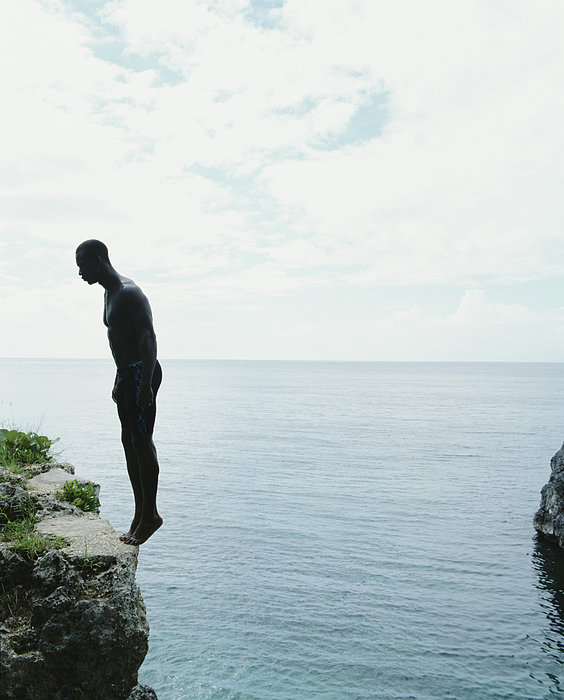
[0, 0, 562, 359]
[260, 1, 564, 285]
[451, 289, 535, 325]
[271, 289, 563, 361]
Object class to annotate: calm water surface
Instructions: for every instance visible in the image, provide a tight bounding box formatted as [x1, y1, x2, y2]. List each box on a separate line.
[1, 360, 563, 699]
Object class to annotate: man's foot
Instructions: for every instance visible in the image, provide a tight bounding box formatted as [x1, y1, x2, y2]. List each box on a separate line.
[122, 516, 163, 546]
[119, 519, 140, 542]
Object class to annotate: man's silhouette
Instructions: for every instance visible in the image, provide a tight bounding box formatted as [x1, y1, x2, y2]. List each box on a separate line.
[76, 239, 163, 545]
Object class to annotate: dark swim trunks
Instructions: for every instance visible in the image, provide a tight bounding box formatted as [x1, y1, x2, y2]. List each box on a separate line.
[115, 360, 162, 436]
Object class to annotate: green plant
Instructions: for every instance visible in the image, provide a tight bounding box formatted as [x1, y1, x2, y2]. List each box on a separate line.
[0, 583, 18, 618]
[0, 492, 35, 525]
[56, 480, 100, 513]
[2, 525, 66, 559]
[78, 543, 104, 576]
[0, 429, 59, 466]
[0, 506, 67, 559]
[0, 447, 23, 473]
[1, 461, 26, 478]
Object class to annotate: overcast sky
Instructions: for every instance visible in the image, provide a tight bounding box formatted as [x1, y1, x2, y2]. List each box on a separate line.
[0, 0, 562, 361]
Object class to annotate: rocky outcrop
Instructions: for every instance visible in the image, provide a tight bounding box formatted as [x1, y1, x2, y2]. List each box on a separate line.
[0, 463, 157, 700]
[534, 443, 564, 548]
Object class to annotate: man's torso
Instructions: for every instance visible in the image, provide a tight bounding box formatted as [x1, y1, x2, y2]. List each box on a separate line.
[104, 279, 143, 369]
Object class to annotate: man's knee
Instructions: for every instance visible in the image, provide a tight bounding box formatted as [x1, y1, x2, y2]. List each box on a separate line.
[131, 432, 155, 451]
[121, 428, 134, 447]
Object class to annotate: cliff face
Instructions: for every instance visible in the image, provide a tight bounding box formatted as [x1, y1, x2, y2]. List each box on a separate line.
[534, 443, 564, 548]
[0, 464, 157, 700]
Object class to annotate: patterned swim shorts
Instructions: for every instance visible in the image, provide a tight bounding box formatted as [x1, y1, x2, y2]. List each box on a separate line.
[115, 360, 162, 435]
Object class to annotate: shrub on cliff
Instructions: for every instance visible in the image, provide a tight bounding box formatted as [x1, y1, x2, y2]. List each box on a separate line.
[57, 479, 101, 513]
[0, 428, 59, 466]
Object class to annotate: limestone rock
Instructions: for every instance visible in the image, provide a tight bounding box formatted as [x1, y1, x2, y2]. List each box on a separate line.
[0, 548, 31, 587]
[33, 492, 83, 520]
[36, 514, 131, 559]
[534, 443, 564, 547]
[0, 464, 157, 700]
[0, 467, 26, 488]
[128, 684, 159, 699]
[27, 466, 87, 496]
[32, 549, 80, 593]
[25, 462, 75, 479]
[0, 483, 33, 522]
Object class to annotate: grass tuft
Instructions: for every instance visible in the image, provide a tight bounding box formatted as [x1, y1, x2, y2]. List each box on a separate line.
[0, 478, 68, 559]
[1, 518, 67, 559]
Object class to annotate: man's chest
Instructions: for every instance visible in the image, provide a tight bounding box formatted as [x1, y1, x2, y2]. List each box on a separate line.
[104, 294, 130, 329]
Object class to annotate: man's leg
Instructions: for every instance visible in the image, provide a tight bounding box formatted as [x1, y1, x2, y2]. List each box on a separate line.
[121, 433, 162, 545]
[118, 361, 163, 546]
[120, 427, 144, 540]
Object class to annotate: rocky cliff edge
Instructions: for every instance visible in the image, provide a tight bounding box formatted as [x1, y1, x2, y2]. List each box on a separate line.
[534, 443, 564, 548]
[0, 463, 157, 700]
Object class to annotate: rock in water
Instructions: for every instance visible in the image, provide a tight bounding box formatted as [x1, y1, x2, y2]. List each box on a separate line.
[534, 443, 564, 547]
[128, 684, 159, 699]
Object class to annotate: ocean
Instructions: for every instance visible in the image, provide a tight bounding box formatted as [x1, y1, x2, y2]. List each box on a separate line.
[1, 359, 563, 699]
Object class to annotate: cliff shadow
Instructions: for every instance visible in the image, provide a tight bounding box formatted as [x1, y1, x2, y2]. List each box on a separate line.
[532, 533, 564, 663]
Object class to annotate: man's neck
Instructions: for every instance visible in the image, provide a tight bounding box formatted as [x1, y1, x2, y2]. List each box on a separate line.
[99, 265, 122, 292]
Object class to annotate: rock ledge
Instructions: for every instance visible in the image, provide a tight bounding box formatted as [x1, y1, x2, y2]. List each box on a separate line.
[0, 463, 157, 700]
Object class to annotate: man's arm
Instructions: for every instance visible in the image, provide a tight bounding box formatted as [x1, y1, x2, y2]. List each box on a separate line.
[112, 374, 119, 404]
[126, 287, 158, 407]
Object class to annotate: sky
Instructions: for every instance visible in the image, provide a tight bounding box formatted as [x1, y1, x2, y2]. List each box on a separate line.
[0, 0, 562, 361]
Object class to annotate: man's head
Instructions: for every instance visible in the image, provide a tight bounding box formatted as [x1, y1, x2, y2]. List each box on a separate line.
[76, 239, 110, 285]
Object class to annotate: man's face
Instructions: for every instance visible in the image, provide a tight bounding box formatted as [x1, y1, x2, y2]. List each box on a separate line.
[76, 252, 100, 285]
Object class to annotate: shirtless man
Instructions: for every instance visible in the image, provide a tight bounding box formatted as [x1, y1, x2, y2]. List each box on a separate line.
[76, 239, 163, 545]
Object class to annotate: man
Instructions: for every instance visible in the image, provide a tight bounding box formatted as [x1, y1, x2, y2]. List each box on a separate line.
[76, 239, 163, 545]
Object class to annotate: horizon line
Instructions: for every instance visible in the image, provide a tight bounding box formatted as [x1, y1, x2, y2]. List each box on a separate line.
[0, 357, 561, 364]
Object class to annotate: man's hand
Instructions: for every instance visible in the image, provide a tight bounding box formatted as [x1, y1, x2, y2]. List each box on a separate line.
[112, 379, 118, 404]
[137, 382, 154, 408]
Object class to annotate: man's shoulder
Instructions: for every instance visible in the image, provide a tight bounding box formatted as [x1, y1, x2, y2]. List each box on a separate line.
[117, 278, 146, 300]
[116, 279, 151, 316]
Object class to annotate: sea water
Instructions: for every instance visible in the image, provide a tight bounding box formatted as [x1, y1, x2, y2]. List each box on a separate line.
[1, 360, 563, 699]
